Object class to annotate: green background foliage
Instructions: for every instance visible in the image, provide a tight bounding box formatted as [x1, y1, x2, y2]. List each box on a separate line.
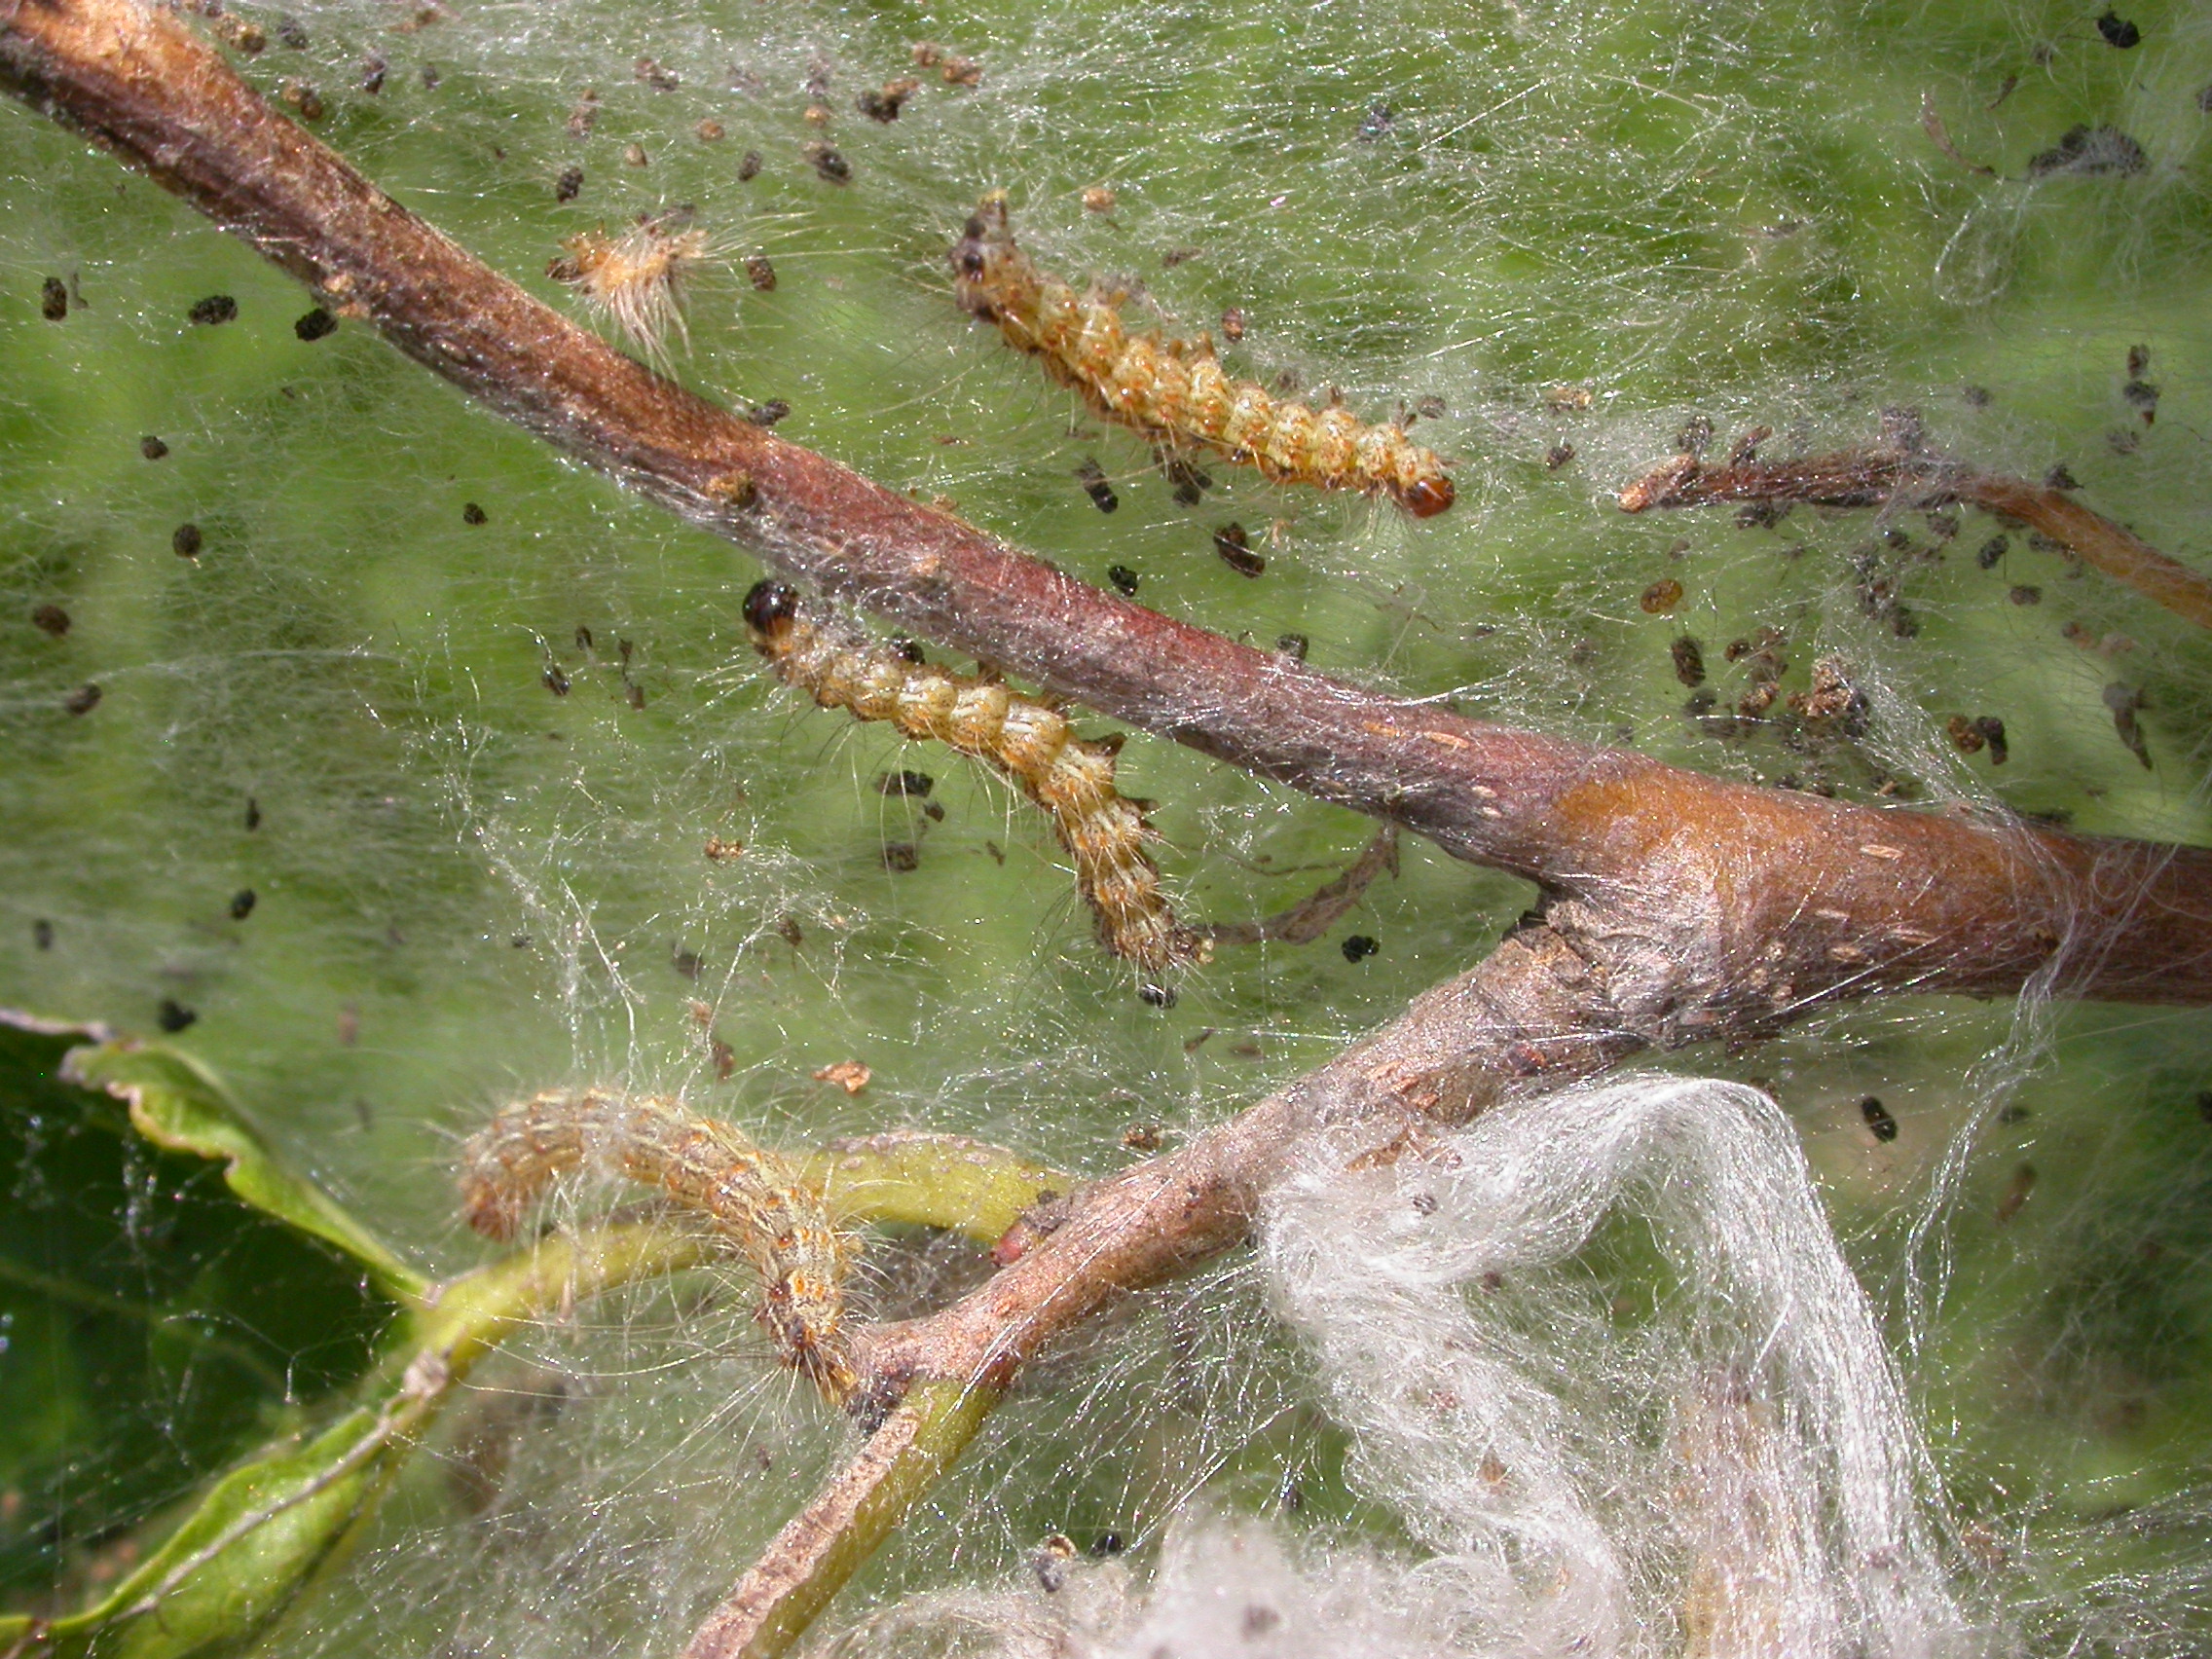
[0, 1023, 390, 1610]
[2, 0, 2211, 1648]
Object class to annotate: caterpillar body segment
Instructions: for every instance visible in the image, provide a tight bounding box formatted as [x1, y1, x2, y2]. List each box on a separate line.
[742, 580, 1208, 994]
[950, 193, 1454, 517]
[459, 1088, 858, 1401]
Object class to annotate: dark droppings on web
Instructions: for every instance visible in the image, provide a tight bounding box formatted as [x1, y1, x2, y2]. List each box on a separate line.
[1213, 522, 1265, 577]
[1077, 460, 1119, 513]
[2027, 126, 2147, 178]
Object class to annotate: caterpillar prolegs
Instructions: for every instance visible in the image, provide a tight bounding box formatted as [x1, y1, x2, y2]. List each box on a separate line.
[458, 1088, 858, 1401]
[951, 193, 1454, 518]
[742, 580, 1209, 998]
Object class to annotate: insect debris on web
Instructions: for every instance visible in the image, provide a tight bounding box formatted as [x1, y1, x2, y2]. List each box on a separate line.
[742, 579, 1210, 1003]
[949, 192, 1454, 517]
[548, 205, 723, 362]
[458, 1087, 859, 1401]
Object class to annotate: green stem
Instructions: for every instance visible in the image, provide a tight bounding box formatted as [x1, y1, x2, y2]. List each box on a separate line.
[404, 1218, 720, 1378]
[798, 1133, 1071, 1243]
[0, 1140, 1059, 1658]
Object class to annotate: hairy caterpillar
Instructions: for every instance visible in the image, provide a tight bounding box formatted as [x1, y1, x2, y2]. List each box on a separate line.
[743, 580, 1209, 998]
[458, 1088, 858, 1402]
[951, 193, 1454, 517]
[548, 207, 717, 361]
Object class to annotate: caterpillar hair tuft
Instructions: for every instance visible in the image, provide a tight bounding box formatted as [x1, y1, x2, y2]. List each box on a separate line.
[549, 207, 717, 362]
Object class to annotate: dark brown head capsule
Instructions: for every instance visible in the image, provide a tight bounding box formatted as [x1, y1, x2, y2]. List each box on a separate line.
[1400, 476, 1454, 517]
[743, 578, 800, 638]
[950, 197, 1009, 311]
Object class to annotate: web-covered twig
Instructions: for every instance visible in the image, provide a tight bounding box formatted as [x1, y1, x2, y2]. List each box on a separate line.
[13, 8, 2212, 1649]
[684, 917, 1641, 1656]
[678, 1380, 994, 1659]
[1618, 426, 2212, 632]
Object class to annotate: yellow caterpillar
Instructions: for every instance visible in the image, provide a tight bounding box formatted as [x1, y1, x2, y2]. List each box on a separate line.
[743, 579, 1208, 1000]
[458, 1088, 857, 1402]
[951, 193, 1454, 517]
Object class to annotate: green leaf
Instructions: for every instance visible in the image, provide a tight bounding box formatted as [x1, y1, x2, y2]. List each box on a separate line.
[1, 1019, 730, 1658]
[0, 1016, 398, 1618]
[0, 1215, 735, 1659]
[56, 1035, 424, 1305]
[7, 1405, 400, 1659]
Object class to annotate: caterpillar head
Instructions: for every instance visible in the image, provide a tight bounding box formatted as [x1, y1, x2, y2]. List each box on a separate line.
[760, 1273, 859, 1403]
[1399, 475, 1455, 517]
[743, 578, 801, 645]
[457, 1172, 528, 1240]
[950, 191, 1021, 320]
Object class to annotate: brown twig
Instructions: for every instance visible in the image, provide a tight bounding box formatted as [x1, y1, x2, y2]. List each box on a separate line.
[1619, 434, 2212, 633]
[1203, 824, 1399, 947]
[679, 1380, 998, 1659]
[689, 923, 1636, 1656]
[4, 0, 2211, 1019]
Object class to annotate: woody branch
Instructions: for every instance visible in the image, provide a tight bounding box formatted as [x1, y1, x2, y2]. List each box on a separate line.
[1617, 422, 2212, 632]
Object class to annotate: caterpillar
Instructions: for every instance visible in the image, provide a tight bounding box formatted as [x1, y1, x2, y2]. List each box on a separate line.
[458, 1088, 858, 1402]
[950, 193, 1454, 518]
[742, 579, 1209, 999]
[549, 207, 717, 362]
